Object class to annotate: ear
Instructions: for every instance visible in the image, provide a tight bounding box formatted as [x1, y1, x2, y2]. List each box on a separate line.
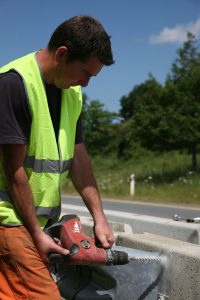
[55, 46, 69, 63]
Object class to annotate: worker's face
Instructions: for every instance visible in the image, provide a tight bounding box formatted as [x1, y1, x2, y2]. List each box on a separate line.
[54, 49, 103, 89]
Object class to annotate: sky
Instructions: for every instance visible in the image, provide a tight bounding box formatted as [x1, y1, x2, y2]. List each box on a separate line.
[0, 0, 199, 112]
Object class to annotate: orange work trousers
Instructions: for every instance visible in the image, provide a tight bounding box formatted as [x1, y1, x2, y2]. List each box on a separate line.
[0, 226, 61, 300]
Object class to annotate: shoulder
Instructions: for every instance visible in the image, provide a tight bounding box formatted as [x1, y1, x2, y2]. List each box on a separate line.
[0, 70, 23, 87]
[0, 70, 26, 99]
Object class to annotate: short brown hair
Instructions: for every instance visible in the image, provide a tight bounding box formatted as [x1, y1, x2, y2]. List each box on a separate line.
[47, 15, 114, 66]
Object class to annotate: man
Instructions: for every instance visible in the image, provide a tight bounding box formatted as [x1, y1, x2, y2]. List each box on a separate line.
[0, 15, 115, 299]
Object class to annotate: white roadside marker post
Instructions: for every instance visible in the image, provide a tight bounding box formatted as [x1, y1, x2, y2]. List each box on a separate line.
[130, 174, 135, 196]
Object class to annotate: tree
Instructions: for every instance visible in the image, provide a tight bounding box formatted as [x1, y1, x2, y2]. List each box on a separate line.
[118, 75, 164, 157]
[82, 94, 118, 155]
[169, 32, 200, 82]
[118, 33, 200, 170]
[119, 73, 156, 121]
[165, 32, 200, 170]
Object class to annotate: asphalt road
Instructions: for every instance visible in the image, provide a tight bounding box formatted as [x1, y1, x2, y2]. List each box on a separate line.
[62, 194, 200, 220]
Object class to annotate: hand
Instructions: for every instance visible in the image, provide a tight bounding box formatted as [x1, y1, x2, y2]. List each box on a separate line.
[94, 218, 116, 248]
[32, 230, 69, 263]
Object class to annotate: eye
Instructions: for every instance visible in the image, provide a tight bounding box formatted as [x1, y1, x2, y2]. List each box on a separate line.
[82, 68, 92, 78]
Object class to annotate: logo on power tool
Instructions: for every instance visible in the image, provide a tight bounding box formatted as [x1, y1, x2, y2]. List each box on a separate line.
[73, 221, 80, 233]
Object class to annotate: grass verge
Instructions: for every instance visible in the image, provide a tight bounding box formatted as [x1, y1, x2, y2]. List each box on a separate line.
[63, 150, 200, 204]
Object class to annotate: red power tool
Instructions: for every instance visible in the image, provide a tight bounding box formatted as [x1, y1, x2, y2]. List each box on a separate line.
[45, 214, 129, 266]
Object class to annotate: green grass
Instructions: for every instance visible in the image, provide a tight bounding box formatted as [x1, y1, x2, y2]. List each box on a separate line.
[63, 150, 200, 204]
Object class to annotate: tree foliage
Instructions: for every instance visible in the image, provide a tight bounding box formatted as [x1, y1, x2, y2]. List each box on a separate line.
[118, 75, 164, 156]
[118, 33, 200, 169]
[82, 94, 118, 155]
[81, 33, 200, 170]
[165, 33, 200, 169]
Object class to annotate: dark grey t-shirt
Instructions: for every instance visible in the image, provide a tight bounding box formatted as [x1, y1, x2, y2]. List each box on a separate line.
[0, 71, 83, 144]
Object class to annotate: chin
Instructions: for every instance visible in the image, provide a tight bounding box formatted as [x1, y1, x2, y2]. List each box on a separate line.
[58, 83, 70, 89]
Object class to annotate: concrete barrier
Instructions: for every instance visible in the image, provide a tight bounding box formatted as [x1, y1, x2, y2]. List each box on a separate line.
[117, 231, 200, 300]
[62, 204, 200, 244]
[57, 211, 200, 299]
[82, 216, 200, 300]
[116, 214, 200, 245]
[54, 216, 171, 300]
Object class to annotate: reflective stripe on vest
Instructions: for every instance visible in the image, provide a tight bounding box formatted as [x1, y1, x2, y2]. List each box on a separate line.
[0, 191, 60, 218]
[0, 190, 60, 218]
[24, 156, 73, 173]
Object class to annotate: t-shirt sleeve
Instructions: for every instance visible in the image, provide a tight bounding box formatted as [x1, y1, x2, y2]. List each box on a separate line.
[75, 115, 84, 144]
[0, 71, 31, 144]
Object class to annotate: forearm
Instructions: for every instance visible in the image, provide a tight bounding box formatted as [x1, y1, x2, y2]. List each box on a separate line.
[5, 165, 42, 237]
[0, 145, 41, 235]
[69, 144, 106, 223]
[82, 187, 106, 224]
[1, 144, 69, 260]
[69, 144, 115, 248]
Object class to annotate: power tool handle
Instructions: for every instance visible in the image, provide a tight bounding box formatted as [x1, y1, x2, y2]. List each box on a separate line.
[48, 244, 80, 264]
[49, 253, 66, 263]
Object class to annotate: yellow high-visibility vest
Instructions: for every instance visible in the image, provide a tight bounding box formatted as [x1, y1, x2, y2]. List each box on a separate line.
[0, 52, 82, 228]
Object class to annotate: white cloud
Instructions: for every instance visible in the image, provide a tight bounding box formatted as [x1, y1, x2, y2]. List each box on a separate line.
[149, 17, 200, 44]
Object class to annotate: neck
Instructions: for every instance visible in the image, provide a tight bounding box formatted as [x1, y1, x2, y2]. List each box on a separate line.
[36, 49, 55, 84]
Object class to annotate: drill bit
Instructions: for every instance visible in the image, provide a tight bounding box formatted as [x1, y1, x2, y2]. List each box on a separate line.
[128, 255, 161, 262]
[112, 245, 163, 264]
